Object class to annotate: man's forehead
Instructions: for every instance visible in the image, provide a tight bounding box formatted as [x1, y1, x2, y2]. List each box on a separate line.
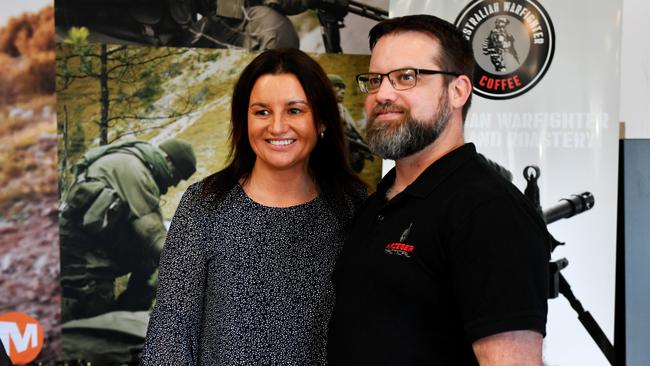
[369, 31, 443, 71]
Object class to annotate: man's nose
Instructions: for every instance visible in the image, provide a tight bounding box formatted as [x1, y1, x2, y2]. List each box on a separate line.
[374, 76, 398, 104]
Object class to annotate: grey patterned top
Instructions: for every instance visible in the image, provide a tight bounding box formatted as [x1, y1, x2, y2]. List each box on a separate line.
[141, 182, 354, 365]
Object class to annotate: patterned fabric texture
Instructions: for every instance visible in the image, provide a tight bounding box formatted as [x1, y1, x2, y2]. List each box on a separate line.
[141, 182, 347, 365]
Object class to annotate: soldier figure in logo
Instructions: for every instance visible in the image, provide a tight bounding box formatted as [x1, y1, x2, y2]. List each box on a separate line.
[59, 139, 197, 322]
[328, 74, 374, 173]
[482, 17, 520, 72]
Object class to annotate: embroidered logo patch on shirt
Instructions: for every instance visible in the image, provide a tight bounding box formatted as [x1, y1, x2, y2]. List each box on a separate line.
[384, 242, 415, 258]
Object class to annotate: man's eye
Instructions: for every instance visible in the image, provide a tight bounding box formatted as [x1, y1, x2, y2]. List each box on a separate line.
[397, 72, 415, 82]
[368, 77, 382, 86]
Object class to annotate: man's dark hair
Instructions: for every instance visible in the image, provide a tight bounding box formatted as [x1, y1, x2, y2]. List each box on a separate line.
[201, 48, 365, 221]
[368, 15, 475, 120]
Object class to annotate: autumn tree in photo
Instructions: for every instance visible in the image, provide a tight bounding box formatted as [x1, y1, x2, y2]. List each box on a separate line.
[0, 6, 55, 103]
[0, 5, 60, 365]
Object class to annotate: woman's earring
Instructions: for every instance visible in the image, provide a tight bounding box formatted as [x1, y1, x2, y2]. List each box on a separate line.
[320, 131, 325, 139]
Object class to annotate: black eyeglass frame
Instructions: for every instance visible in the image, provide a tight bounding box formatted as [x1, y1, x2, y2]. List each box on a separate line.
[355, 68, 462, 94]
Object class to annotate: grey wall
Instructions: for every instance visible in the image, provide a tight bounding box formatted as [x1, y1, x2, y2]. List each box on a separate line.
[623, 139, 650, 365]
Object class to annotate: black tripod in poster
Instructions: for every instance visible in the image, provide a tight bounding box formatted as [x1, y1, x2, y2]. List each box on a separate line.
[522, 166, 615, 365]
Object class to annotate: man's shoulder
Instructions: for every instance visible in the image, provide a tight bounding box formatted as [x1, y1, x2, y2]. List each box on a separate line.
[438, 154, 540, 221]
[450, 153, 520, 197]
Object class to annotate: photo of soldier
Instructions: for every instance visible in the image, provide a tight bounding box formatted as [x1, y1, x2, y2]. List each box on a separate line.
[328, 73, 374, 173]
[58, 139, 196, 363]
[54, 0, 388, 54]
[59, 139, 196, 322]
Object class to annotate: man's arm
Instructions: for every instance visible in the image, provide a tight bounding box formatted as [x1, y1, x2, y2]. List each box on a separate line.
[472, 330, 543, 366]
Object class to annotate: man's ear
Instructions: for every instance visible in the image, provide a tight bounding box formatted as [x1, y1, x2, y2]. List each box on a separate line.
[449, 75, 473, 110]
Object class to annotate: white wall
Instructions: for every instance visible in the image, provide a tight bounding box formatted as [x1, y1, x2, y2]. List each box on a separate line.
[620, 0, 650, 138]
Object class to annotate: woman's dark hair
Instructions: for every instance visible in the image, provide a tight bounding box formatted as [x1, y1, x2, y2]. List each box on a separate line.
[202, 48, 366, 222]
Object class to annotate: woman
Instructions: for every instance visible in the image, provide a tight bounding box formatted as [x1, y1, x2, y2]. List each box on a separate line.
[141, 48, 366, 365]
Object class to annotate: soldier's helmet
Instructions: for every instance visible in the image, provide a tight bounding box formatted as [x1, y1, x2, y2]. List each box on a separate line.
[159, 139, 197, 181]
[328, 74, 346, 88]
[495, 17, 510, 26]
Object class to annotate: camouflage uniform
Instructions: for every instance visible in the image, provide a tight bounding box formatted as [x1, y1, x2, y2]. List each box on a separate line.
[482, 17, 518, 72]
[59, 140, 196, 322]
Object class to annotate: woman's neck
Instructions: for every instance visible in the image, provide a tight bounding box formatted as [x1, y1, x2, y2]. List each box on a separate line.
[242, 162, 318, 207]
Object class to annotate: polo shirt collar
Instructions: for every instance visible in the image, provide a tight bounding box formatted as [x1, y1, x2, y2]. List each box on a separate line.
[377, 143, 477, 199]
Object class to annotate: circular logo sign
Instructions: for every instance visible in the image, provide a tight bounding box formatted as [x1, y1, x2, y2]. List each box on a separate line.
[0, 311, 44, 365]
[454, 0, 555, 99]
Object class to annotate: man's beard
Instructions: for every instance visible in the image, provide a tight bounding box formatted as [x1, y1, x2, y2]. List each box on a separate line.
[365, 92, 451, 160]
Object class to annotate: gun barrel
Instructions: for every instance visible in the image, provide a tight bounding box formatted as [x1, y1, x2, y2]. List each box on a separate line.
[543, 192, 594, 224]
[349, 0, 388, 21]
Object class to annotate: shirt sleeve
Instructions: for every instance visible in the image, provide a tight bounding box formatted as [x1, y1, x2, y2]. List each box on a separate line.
[141, 185, 207, 365]
[449, 195, 550, 343]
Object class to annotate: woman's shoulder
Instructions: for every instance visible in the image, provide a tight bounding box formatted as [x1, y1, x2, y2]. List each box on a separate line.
[180, 180, 204, 202]
[176, 179, 221, 211]
[181, 178, 243, 212]
[346, 180, 369, 209]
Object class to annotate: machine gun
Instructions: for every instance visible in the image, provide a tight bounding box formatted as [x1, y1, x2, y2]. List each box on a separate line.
[316, 0, 388, 53]
[523, 165, 615, 365]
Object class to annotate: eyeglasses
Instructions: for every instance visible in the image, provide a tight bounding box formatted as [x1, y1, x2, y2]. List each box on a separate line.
[355, 68, 461, 94]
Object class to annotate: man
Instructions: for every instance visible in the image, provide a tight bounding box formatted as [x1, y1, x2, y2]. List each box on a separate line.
[329, 15, 550, 365]
[328, 74, 374, 173]
[59, 139, 196, 322]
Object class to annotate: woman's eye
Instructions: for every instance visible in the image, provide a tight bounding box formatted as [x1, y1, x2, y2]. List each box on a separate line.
[288, 108, 303, 115]
[254, 109, 270, 116]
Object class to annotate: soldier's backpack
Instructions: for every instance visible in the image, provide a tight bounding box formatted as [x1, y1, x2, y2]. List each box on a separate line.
[62, 141, 153, 234]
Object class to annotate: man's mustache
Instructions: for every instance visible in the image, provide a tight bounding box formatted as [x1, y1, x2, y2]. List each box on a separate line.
[370, 103, 407, 120]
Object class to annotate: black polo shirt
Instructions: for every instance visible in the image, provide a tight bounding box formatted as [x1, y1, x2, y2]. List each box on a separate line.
[329, 143, 550, 366]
